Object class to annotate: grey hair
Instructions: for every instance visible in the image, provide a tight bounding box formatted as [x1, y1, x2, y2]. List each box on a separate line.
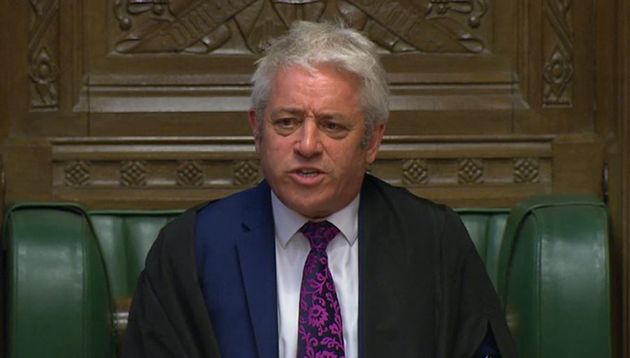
[250, 21, 389, 147]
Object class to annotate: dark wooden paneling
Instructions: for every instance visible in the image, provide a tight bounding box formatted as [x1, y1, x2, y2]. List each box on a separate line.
[2, 0, 600, 139]
[616, 0, 630, 356]
[71, 0, 588, 137]
[0, 134, 602, 210]
[0, 0, 606, 208]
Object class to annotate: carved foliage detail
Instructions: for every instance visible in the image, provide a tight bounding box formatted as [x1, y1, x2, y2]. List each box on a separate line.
[120, 160, 148, 187]
[402, 159, 428, 185]
[114, 0, 258, 54]
[29, 0, 59, 109]
[514, 158, 540, 183]
[233, 160, 261, 186]
[426, 0, 488, 29]
[113, 0, 489, 54]
[543, 0, 573, 106]
[64, 160, 91, 186]
[458, 158, 484, 184]
[177, 160, 204, 187]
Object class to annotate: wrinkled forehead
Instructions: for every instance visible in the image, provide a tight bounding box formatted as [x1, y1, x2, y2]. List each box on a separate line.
[270, 62, 362, 92]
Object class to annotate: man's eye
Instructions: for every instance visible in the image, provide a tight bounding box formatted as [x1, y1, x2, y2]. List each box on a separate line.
[321, 121, 348, 136]
[271, 117, 300, 135]
[274, 118, 296, 128]
[323, 122, 338, 130]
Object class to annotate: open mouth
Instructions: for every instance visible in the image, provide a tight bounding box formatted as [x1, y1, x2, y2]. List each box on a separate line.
[297, 169, 320, 177]
[289, 168, 325, 185]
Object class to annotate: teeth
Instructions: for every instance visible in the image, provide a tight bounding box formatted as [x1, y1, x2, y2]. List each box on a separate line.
[299, 169, 318, 176]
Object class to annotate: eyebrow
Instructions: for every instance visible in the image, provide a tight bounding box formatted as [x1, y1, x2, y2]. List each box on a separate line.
[270, 108, 305, 118]
[270, 107, 350, 121]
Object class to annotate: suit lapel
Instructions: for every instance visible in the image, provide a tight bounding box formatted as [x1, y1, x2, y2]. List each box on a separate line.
[235, 182, 279, 358]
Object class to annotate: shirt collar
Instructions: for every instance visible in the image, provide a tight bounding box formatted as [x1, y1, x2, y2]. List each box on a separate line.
[271, 191, 359, 248]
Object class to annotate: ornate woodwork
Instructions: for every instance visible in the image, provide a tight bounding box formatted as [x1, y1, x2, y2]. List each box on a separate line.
[64, 160, 91, 186]
[0, 134, 581, 208]
[111, 0, 491, 55]
[120, 160, 148, 187]
[513, 158, 540, 184]
[2, 0, 605, 206]
[542, 0, 573, 107]
[457, 159, 484, 185]
[29, 0, 60, 110]
[177, 160, 204, 187]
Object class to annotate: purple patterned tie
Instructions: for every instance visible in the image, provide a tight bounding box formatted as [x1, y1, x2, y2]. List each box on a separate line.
[297, 221, 345, 358]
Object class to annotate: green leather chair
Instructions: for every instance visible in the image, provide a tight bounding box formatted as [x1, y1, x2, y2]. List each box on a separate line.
[457, 208, 510, 290]
[88, 210, 182, 303]
[3, 195, 612, 357]
[5, 204, 115, 358]
[498, 195, 612, 358]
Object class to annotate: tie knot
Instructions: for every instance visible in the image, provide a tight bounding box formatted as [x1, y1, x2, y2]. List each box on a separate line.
[300, 221, 339, 251]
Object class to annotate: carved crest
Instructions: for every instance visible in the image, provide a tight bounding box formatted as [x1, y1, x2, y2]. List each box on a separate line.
[113, 0, 489, 54]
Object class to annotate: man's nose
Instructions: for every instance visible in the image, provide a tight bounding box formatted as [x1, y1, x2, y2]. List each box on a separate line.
[295, 119, 322, 157]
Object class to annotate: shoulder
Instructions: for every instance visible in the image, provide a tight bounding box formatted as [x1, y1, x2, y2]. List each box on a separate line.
[361, 174, 471, 252]
[160, 181, 269, 233]
[362, 174, 455, 222]
[149, 182, 270, 259]
[196, 181, 270, 221]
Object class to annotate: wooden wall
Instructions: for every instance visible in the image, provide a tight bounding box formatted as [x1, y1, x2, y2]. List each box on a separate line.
[0, 0, 605, 209]
[612, 0, 630, 355]
[1, 0, 628, 355]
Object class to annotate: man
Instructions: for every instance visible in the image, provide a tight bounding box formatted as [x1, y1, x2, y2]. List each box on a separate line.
[123, 21, 516, 358]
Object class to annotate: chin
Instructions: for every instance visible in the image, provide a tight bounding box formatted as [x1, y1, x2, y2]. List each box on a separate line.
[286, 198, 330, 218]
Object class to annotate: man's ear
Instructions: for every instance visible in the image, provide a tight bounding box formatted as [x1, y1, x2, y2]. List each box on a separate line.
[248, 108, 261, 152]
[366, 123, 386, 164]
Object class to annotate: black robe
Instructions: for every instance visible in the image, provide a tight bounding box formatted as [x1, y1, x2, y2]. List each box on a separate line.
[123, 175, 517, 357]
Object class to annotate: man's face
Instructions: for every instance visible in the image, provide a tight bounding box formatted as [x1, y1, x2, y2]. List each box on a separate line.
[249, 64, 385, 219]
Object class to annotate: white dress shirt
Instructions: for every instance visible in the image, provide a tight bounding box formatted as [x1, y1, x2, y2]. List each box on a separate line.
[272, 191, 359, 358]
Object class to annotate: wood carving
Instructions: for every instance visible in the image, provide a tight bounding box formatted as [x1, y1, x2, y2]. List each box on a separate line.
[120, 160, 148, 186]
[425, 0, 488, 29]
[64, 160, 91, 186]
[458, 158, 484, 184]
[543, 0, 573, 106]
[29, 0, 59, 109]
[402, 159, 429, 185]
[514, 158, 540, 183]
[233, 160, 261, 186]
[113, 0, 489, 54]
[49, 136, 558, 207]
[177, 160, 204, 187]
[54, 156, 551, 190]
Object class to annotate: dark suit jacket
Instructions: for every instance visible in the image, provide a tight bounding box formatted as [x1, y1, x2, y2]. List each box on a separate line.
[123, 175, 516, 358]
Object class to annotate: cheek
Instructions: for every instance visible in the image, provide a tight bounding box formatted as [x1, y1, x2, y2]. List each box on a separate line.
[260, 138, 290, 170]
[334, 148, 368, 173]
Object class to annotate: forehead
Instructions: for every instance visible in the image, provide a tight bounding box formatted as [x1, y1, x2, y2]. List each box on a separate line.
[270, 64, 361, 97]
[265, 66, 362, 121]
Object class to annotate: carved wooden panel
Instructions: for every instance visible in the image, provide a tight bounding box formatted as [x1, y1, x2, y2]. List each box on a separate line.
[542, 0, 573, 107]
[81, 0, 519, 136]
[73, 0, 595, 136]
[110, 0, 492, 55]
[0, 0, 603, 208]
[29, 0, 60, 111]
[2, 0, 598, 137]
[8, 134, 595, 209]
